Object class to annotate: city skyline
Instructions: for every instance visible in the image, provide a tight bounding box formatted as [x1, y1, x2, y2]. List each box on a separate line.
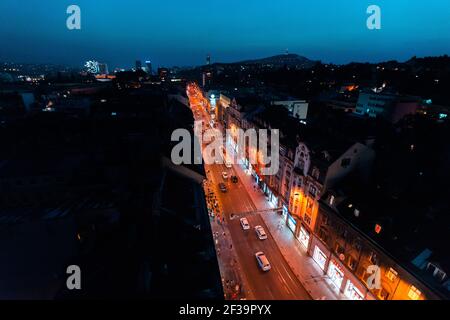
[1, 0, 450, 69]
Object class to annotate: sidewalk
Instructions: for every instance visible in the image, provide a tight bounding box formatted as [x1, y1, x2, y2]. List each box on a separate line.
[232, 158, 346, 300]
[209, 216, 253, 300]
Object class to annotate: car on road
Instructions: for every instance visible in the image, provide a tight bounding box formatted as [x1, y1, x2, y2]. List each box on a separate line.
[255, 252, 271, 272]
[219, 183, 227, 193]
[240, 217, 250, 230]
[225, 161, 232, 168]
[231, 175, 238, 184]
[255, 226, 268, 240]
[222, 172, 229, 180]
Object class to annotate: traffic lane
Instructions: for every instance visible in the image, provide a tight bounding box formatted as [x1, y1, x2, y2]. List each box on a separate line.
[212, 169, 311, 300]
[226, 215, 311, 300]
[213, 178, 307, 298]
[210, 166, 256, 216]
[200, 124, 311, 299]
[211, 168, 279, 299]
[227, 220, 279, 300]
[247, 214, 311, 299]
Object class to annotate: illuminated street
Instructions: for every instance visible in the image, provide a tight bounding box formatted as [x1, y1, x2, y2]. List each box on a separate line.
[188, 84, 311, 300]
[1, 0, 449, 307]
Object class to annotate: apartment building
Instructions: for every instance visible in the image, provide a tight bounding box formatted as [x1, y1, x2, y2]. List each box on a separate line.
[310, 180, 449, 300]
[222, 91, 449, 300]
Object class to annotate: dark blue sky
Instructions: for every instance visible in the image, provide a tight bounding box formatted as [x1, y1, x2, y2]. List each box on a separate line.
[1, 0, 449, 69]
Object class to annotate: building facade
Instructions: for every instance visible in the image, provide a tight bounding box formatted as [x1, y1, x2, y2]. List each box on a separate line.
[311, 199, 443, 300]
[221, 91, 447, 300]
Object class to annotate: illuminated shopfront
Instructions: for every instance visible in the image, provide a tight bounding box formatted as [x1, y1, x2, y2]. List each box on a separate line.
[282, 205, 288, 217]
[327, 259, 345, 291]
[253, 170, 260, 184]
[287, 213, 297, 233]
[243, 156, 250, 169]
[313, 246, 327, 271]
[344, 280, 364, 300]
[269, 193, 278, 207]
[297, 226, 310, 249]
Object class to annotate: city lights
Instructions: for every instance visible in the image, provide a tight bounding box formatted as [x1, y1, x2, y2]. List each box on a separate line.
[0, 0, 448, 310]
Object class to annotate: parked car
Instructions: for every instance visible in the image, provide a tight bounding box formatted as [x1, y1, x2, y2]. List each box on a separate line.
[219, 183, 227, 193]
[240, 217, 250, 230]
[255, 252, 271, 272]
[255, 226, 268, 240]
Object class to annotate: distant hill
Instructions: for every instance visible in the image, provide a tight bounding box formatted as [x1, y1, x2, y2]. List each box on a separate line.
[234, 54, 317, 69]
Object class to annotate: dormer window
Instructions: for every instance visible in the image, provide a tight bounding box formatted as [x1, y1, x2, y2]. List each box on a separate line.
[427, 263, 447, 281]
[298, 159, 305, 170]
[341, 158, 351, 168]
[309, 184, 317, 197]
[312, 167, 320, 180]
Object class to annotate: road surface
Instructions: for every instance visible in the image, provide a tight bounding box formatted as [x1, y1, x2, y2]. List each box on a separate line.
[188, 83, 311, 300]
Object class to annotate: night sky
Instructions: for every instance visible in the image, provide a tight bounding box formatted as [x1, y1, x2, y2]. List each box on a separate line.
[1, 0, 449, 69]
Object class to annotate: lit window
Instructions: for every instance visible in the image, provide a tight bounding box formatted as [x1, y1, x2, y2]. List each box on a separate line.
[304, 214, 312, 225]
[378, 287, 390, 300]
[375, 224, 382, 234]
[408, 285, 421, 300]
[386, 268, 398, 282]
